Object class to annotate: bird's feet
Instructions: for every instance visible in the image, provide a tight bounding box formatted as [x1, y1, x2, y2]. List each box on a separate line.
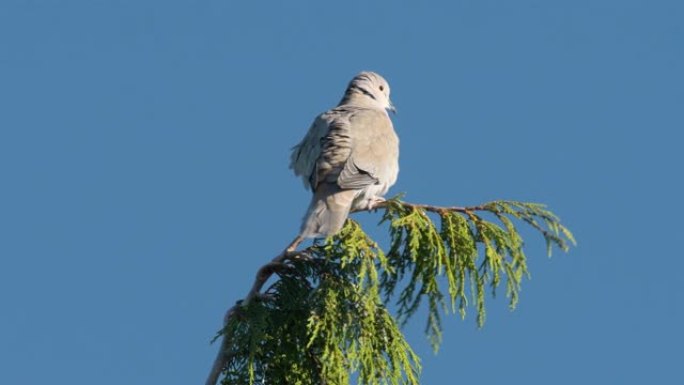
[367, 196, 386, 211]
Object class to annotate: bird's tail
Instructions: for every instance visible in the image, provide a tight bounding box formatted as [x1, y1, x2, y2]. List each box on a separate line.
[300, 184, 357, 238]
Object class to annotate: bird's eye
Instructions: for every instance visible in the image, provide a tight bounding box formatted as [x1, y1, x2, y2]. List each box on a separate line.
[379, 85, 384, 91]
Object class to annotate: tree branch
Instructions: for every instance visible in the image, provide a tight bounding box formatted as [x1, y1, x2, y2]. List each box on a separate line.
[205, 199, 529, 385]
[362, 199, 490, 214]
[205, 241, 308, 385]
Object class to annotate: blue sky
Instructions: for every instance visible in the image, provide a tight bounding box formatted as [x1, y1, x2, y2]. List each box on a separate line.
[1, 1, 682, 384]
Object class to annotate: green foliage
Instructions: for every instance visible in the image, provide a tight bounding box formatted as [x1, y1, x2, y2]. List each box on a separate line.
[215, 199, 575, 385]
[380, 199, 575, 351]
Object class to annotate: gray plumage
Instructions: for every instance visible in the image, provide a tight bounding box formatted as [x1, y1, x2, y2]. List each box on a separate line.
[290, 71, 399, 238]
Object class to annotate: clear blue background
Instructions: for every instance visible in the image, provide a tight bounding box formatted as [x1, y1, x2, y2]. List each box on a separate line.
[1, 1, 682, 384]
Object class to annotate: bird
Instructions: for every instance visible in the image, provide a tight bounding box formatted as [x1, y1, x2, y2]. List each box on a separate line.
[290, 71, 399, 239]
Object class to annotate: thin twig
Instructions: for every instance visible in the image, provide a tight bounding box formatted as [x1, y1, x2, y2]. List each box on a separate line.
[353, 199, 491, 215]
[205, 305, 239, 385]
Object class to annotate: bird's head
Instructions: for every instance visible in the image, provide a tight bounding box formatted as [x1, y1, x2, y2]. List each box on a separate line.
[343, 71, 396, 113]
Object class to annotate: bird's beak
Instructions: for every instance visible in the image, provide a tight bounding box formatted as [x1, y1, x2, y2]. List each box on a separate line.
[387, 100, 397, 114]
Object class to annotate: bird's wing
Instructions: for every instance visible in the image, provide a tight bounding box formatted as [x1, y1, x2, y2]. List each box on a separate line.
[291, 107, 397, 192]
[340, 108, 399, 189]
[290, 114, 330, 190]
[315, 107, 379, 190]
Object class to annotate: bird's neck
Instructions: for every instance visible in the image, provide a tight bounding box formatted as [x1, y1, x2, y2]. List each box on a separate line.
[338, 91, 383, 110]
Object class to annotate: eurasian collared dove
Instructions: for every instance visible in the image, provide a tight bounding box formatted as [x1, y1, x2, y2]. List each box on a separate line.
[290, 71, 399, 238]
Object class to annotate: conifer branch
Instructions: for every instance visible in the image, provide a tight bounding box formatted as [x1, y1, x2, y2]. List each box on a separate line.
[353, 199, 490, 215]
[206, 197, 575, 385]
[205, 248, 308, 385]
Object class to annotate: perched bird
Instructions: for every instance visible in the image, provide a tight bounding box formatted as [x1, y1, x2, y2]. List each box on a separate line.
[290, 71, 399, 239]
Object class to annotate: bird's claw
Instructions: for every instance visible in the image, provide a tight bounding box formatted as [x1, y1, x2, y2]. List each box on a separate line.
[367, 197, 386, 211]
